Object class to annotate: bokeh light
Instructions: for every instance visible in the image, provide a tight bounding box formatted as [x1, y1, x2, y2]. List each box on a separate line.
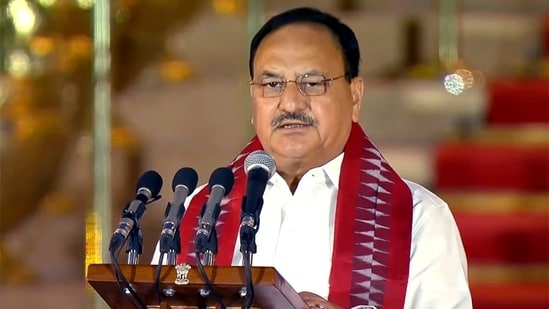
[30, 36, 55, 56]
[455, 69, 475, 89]
[443, 73, 465, 95]
[76, 0, 94, 10]
[68, 35, 92, 60]
[6, 50, 32, 77]
[37, 0, 57, 7]
[212, 0, 244, 14]
[7, 0, 39, 36]
[160, 60, 192, 82]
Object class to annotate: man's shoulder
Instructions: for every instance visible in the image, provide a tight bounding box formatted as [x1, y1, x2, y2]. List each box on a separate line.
[402, 179, 448, 210]
[401, 179, 459, 238]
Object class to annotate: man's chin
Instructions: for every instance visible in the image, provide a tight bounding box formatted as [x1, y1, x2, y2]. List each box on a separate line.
[271, 147, 313, 161]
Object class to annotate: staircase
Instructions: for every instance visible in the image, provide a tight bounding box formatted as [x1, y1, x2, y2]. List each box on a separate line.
[434, 77, 549, 309]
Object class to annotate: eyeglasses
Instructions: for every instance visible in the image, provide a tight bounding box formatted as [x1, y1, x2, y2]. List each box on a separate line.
[249, 73, 346, 98]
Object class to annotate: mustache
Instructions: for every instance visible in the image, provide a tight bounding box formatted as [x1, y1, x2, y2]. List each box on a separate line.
[271, 112, 316, 129]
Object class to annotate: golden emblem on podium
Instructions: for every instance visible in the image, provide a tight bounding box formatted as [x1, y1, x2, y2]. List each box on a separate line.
[174, 263, 192, 285]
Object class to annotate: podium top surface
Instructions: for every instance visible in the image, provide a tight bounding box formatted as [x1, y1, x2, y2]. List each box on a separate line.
[86, 263, 308, 309]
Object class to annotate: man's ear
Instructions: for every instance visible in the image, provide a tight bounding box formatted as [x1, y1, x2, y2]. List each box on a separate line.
[350, 77, 364, 122]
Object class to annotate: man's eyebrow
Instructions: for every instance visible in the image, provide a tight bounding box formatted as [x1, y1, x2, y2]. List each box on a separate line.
[258, 71, 283, 78]
[300, 69, 324, 76]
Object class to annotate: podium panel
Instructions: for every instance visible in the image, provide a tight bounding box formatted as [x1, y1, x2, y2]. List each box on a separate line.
[86, 264, 308, 309]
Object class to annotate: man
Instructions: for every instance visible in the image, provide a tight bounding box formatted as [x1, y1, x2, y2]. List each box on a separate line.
[162, 7, 471, 309]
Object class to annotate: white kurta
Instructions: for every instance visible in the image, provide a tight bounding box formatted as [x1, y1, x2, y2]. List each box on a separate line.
[153, 153, 473, 308]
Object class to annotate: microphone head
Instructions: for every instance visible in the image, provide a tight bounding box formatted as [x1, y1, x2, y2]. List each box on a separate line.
[244, 150, 276, 178]
[136, 170, 163, 198]
[172, 167, 199, 193]
[208, 167, 234, 196]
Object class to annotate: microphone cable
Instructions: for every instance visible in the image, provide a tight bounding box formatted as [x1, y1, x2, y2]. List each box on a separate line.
[110, 240, 147, 309]
[241, 250, 255, 309]
[195, 251, 227, 309]
[154, 252, 166, 305]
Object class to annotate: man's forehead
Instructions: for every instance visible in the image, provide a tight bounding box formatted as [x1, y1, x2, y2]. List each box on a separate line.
[260, 23, 336, 47]
[256, 69, 325, 78]
[251, 23, 344, 78]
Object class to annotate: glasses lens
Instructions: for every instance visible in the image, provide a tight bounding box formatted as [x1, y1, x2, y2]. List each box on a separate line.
[259, 78, 285, 98]
[298, 74, 327, 96]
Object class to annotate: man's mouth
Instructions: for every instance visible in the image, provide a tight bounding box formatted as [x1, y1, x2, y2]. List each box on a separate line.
[277, 122, 310, 129]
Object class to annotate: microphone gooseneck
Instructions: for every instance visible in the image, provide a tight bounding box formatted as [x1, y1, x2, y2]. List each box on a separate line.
[194, 167, 235, 256]
[109, 170, 163, 254]
[154, 166, 199, 304]
[159, 166, 199, 258]
[192, 168, 233, 309]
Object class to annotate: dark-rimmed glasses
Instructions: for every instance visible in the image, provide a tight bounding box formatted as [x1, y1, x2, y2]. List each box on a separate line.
[249, 73, 346, 98]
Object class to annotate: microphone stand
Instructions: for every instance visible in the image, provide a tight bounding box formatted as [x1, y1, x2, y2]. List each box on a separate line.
[202, 228, 217, 266]
[239, 224, 257, 264]
[166, 229, 181, 266]
[155, 226, 182, 304]
[194, 225, 227, 309]
[239, 194, 262, 262]
[155, 219, 183, 305]
[159, 224, 182, 265]
[126, 226, 143, 264]
[239, 194, 263, 255]
[197, 228, 218, 266]
[239, 225, 257, 309]
[195, 200, 221, 265]
[239, 196, 262, 309]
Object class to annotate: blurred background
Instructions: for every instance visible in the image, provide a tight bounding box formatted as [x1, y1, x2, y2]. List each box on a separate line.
[0, 0, 547, 308]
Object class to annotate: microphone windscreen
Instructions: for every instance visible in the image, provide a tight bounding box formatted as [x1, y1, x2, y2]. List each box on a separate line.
[172, 167, 199, 193]
[208, 167, 234, 195]
[244, 150, 276, 178]
[136, 170, 163, 197]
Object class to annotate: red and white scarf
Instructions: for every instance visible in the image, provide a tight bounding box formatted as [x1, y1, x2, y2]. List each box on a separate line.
[177, 122, 413, 308]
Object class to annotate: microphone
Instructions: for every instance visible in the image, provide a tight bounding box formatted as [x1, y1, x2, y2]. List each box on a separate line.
[159, 167, 199, 254]
[194, 167, 234, 253]
[239, 150, 276, 253]
[109, 170, 163, 253]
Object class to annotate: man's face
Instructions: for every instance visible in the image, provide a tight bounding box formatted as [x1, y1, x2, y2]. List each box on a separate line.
[250, 23, 363, 168]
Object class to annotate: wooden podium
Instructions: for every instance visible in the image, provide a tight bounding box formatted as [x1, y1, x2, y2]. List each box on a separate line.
[86, 264, 308, 309]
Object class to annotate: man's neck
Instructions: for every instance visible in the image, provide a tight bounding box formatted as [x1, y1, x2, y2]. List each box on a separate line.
[276, 156, 332, 193]
[278, 169, 304, 194]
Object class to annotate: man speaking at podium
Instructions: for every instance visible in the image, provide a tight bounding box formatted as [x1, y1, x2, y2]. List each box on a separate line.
[156, 6, 472, 309]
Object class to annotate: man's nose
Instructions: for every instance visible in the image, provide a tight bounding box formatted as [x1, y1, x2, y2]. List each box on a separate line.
[279, 82, 307, 111]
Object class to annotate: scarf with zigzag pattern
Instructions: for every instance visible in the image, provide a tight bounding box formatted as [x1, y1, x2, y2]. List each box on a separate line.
[177, 122, 413, 308]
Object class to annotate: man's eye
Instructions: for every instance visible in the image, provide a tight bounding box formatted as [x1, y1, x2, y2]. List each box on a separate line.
[264, 81, 283, 88]
[302, 81, 324, 88]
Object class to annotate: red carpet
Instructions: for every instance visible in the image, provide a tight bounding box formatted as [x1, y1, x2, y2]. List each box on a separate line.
[471, 282, 549, 309]
[487, 79, 549, 125]
[435, 142, 549, 192]
[434, 112, 549, 308]
[454, 212, 548, 264]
